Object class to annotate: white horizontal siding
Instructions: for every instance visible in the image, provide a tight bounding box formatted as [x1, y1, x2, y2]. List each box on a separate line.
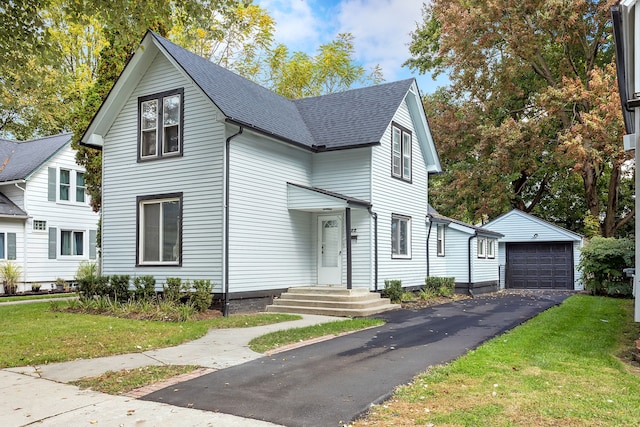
[228, 132, 314, 292]
[372, 99, 429, 289]
[311, 148, 371, 200]
[101, 53, 225, 289]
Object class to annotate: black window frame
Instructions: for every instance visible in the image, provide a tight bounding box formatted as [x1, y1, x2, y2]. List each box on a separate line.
[390, 122, 412, 183]
[136, 192, 183, 267]
[137, 88, 184, 162]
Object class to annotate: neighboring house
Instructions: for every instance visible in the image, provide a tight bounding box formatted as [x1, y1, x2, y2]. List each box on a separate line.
[427, 205, 503, 294]
[0, 133, 99, 292]
[80, 31, 442, 308]
[483, 209, 584, 290]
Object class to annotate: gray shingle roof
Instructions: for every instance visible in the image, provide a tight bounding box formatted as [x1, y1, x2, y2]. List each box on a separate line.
[0, 192, 27, 217]
[151, 32, 414, 151]
[0, 133, 71, 182]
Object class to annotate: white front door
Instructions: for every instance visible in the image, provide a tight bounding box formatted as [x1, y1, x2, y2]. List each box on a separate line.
[318, 215, 342, 285]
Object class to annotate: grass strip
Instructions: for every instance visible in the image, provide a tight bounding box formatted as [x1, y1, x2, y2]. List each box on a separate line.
[0, 303, 299, 368]
[249, 318, 385, 353]
[71, 365, 198, 395]
[355, 295, 640, 427]
[0, 293, 78, 303]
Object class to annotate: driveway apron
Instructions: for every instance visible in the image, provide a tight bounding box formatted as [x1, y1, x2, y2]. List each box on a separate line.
[142, 292, 571, 427]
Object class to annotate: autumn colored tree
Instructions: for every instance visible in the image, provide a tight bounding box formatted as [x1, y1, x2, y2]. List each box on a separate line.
[409, 0, 633, 236]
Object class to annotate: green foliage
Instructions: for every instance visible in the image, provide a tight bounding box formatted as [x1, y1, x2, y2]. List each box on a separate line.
[163, 277, 187, 303]
[1, 261, 22, 295]
[579, 237, 635, 296]
[189, 279, 213, 312]
[425, 276, 455, 297]
[401, 291, 416, 301]
[418, 287, 438, 300]
[383, 280, 403, 303]
[75, 261, 98, 282]
[133, 276, 156, 301]
[108, 275, 131, 302]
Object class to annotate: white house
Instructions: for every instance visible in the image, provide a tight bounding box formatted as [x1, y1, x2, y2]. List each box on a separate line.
[0, 133, 99, 292]
[80, 31, 442, 312]
[427, 205, 503, 294]
[483, 209, 583, 290]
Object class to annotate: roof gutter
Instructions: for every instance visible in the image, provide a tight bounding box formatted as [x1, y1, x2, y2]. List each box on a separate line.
[223, 125, 244, 317]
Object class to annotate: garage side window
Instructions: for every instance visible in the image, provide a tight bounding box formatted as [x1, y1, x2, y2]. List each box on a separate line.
[487, 239, 495, 259]
[477, 237, 486, 258]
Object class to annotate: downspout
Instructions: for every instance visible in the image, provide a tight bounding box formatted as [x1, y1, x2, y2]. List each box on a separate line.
[425, 217, 433, 279]
[368, 208, 378, 292]
[345, 207, 352, 290]
[223, 126, 243, 317]
[467, 232, 477, 298]
[15, 182, 27, 289]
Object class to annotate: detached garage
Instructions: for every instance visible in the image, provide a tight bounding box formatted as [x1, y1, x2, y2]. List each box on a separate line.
[483, 210, 584, 290]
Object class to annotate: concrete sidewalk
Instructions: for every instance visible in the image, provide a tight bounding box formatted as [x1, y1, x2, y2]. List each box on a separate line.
[1, 313, 339, 426]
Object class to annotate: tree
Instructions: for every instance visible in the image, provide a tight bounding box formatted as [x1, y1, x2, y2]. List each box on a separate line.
[263, 33, 384, 98]
[408, 0, 633, 236]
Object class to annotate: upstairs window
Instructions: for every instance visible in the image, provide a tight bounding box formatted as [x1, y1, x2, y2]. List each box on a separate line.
[391, 123, 412, 182]
[139, 88, 183, 161]
[437, 224, 445, 256]
[76, 172, 86, 203]
[59, 169, 70, 201]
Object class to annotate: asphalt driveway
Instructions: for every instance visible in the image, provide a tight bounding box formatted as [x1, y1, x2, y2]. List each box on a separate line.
[142, 292, 571, 427]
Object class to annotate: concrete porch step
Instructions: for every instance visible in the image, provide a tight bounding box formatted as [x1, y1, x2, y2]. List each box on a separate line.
[265, 286, 399, 317]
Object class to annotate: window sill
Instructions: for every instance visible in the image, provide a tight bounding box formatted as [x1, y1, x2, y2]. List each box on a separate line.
[391, 255, 412, 260]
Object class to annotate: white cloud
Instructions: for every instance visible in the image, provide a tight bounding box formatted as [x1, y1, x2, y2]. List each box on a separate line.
[336, 0, 424, 81]
[257, 0, 329, 52]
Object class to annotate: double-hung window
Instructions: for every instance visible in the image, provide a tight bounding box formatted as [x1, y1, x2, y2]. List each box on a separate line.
[59, 169, 70, 201]
[391, 214, 411, 258]
[487, 239, 496, 259]
[437, 224, 445, 256]
[477, 237, 486, 258]
[61, 230, 84, 256]
[139, 88, 183, 161]
[137, 193, 182, 265]
[391, 123, 412, 182]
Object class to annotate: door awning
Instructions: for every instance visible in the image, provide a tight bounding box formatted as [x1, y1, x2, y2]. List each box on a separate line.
[287, 182, 371, 212]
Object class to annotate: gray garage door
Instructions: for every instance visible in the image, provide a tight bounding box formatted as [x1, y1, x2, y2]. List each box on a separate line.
[505, 242, 574, 289]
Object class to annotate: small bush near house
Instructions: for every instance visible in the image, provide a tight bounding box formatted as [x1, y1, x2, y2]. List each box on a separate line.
[109, 275, 131, 302]
[383, 280, 403, 303]
[425, 276, 455, 297]
[190, 279, 213, 311]
[417, 287, 438, 300]
[163, 277, 187, 303]
[133, 276, 156, 301]
[579, 237, 634, 296]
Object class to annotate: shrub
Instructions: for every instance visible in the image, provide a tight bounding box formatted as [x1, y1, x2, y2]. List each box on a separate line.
[75, 261, 98, 282]
[1, 261, 22, 295]
[418, 287, 438, 300]
[425, 277, 455, 297]
[383, 280, 403, 303]
[133, 276, 156, 301]
[163, 277, 187, 303]
[109, 275, 131, 302]
[401, 291, 416, 301]
[579, 237, 634, 296]
[190, 279, 213, 312]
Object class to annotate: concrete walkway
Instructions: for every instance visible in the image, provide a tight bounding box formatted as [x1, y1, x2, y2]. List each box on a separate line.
[1, 312, 339, 427]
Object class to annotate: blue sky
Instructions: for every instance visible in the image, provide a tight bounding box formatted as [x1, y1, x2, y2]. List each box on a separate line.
[256, 0, 449, 95]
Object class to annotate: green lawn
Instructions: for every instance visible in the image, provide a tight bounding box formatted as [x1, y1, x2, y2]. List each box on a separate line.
[0, 293, 78, 303]
[355, 295, 640, 426]
[0, 303, 299, 368]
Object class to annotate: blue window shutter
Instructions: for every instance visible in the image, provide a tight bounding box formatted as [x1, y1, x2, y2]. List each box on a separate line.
[48, 227, 57, 259]
[89, 229, 97, 259]
[48, 167, 56, 201]
[7, 233, 16, 260]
